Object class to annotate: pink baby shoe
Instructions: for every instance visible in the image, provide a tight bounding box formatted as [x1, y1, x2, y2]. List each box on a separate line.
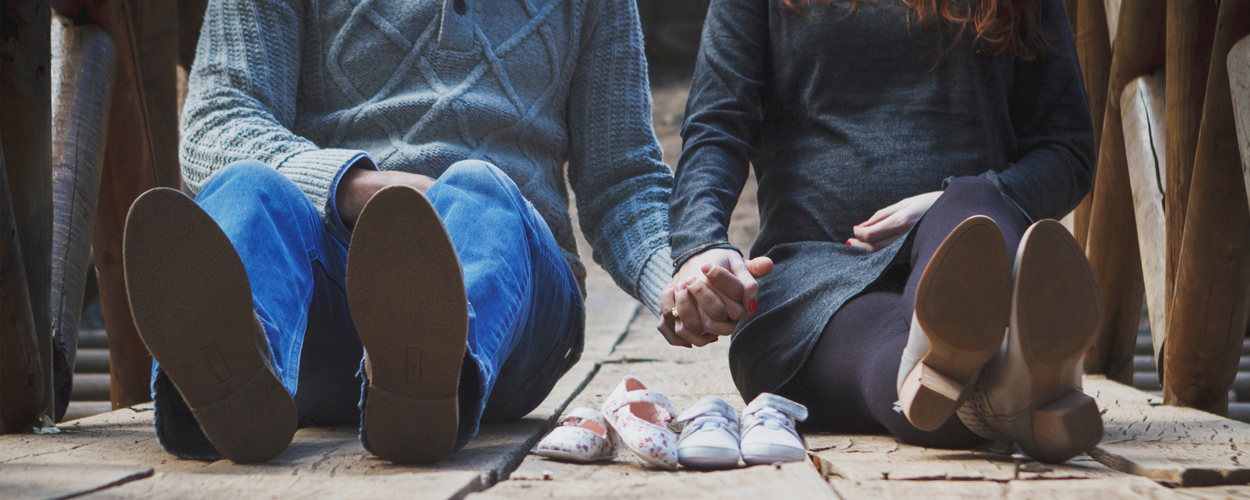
[601, 375, 679, 470]
[533, 407, 619, 463]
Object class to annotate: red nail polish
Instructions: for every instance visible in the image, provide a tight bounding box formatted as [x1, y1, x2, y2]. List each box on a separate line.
[748, 299, 757, 313]
[846, 240, 852, 246]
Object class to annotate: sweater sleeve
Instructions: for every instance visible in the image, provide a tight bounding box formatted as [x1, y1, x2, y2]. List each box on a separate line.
[566, 0, 674, 316]
[179, 0, 372, 238]
[981, 0, 1096, 221]
[668, 0, 768, 271]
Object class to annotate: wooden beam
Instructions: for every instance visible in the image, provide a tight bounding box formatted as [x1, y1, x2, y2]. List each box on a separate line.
[49, 18, 116, 421]
[1, 0, 54, 422]
[87, 0, 179, 409]
[1163, 0, 1250, 416]
[1164, 0, 1219, 346]
[1083, 0, 1164, 383]
[1072, 0, 1114, 249]
[0, 141, 45, 434]
[1120, 73, 1166, 376]
[1237, 41, 1250, 206]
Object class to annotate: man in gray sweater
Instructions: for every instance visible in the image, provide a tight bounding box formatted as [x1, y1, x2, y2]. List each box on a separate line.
[121, 0, 674, 464]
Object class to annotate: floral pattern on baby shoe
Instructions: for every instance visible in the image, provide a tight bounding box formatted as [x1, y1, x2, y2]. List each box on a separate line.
[534, 407, 619, 463]
[601, 375, 679, 470]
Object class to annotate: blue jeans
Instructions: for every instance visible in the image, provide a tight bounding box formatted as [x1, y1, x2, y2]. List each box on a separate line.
[151, 160, 585, 459]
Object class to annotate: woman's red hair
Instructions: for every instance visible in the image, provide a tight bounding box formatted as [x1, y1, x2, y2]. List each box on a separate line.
[781, 0, 1047, 60]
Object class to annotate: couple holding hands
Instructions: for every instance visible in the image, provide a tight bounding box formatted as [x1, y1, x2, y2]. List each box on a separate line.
[124, 0, 1100, 467]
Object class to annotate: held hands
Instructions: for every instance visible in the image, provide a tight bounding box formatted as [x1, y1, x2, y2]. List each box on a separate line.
[657, 248, 773, 348]
[848, 191, 941, 252]
[337, 168, 437, 227]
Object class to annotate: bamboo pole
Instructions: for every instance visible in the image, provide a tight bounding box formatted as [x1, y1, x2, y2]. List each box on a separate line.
[1072, 0, 1113, 249]
[1163, 0, 1250, 416]
[49, 18, 116, 421]
[1, 0, 54, 423]
[1163, 0, 1219, 357]
[0, 142, 45, 434]
[1083, 0, 1165, 383]
[88, 0, 179, 409]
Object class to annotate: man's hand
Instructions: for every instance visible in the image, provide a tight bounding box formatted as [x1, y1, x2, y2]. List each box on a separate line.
[336, 169, 436, 228]
[656, 248, 773, 348]
[849, 191, 942, 252]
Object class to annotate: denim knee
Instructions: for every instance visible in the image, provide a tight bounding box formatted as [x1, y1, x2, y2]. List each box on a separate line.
[438, 160, 524, 202]
[199, 160, 306, 203]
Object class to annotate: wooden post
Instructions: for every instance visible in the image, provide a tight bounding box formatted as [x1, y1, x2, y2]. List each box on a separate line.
[1071, 0, 1113, 249]
[49, 18, 116, 421]
[1163, 0, 1250, 416]
[1120, 74, 1167, 375]
[1, 0, 54, 422]
[1163, 0, 1219, 350]
[1083, 0, 1164, 383]
[0, 143, 45, 434]
[88, 0, 180, 409]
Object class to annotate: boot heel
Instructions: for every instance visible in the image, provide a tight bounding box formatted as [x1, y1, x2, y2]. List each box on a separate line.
[364, 384, 459, 465]
[899, 363, 968, 432]
[192, 366, 298, 464]
[1027, 391, 1103, 463]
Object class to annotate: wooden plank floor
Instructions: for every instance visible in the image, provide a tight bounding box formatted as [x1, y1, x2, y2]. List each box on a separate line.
[8, 81, 1250, 499]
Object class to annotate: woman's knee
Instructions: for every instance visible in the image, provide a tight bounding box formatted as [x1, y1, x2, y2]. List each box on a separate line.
[941, 176, 1003, 206]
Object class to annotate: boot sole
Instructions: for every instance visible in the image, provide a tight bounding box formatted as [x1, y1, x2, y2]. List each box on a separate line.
[123, 188, 297, 463]
[901, 216, 1012, 432]
[347, 185, 467, 465]
[1012, 219, 1103, 463]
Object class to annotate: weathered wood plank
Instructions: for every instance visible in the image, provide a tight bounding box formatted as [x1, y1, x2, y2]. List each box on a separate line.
[1083, 0, 1163, 383]
[1236, 36, 1250, 210]
[82, 471, 480, 500]
[49, 16, 116, 422]
[1163, 0, 1250, 416]
[0, 463, 152, 500]
[827, 476, 1180, 500]
[474, 462, 835, 500]
[1119, 73, 1167, 371]
[1, 0, 54, 426]
[809, 434, 1120, 483]
[1087, 376, 1250, 486]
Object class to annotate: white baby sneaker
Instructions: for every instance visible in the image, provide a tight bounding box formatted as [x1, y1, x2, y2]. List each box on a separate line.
[534, 407, 619, 463]
[739, 393, 808, 466]
[601, 375, 679, 470]
[676, 397, 741, 470]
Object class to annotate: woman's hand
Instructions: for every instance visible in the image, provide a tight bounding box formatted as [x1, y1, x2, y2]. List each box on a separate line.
[336, 168, 437, 228]
[849, 191, 942, 252]
[656, 248, 773, 348]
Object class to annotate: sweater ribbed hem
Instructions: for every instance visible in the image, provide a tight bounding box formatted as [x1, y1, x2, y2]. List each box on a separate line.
[636, 247, 673, 318]
[276, 148, 371, 238]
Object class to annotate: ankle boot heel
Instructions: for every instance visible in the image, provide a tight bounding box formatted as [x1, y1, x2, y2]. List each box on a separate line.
[1027, 391, 1103, 463]
[899, 363, 968, 432]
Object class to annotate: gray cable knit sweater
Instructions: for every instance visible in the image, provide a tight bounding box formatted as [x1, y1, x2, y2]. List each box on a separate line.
[179, 0, 673, 314]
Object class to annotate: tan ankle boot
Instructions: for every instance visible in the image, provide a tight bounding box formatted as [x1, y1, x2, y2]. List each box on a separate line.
[956, 219, 1104, 463]
[897, 215, 1012, 432]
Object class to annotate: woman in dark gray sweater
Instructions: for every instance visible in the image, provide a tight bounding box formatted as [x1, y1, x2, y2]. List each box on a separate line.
[664, 0, 1102, 462]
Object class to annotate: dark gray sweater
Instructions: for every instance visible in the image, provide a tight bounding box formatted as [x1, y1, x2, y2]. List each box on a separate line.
[670, 0, 1095, 400]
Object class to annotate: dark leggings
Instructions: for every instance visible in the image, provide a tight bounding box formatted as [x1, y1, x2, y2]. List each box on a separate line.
[779, 177, 1030, 448]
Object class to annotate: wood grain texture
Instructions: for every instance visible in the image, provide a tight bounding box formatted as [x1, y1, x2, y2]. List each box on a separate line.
[0, 142, 45, 435]
[1119, 74, 1167, 373]
[827, 476, 1180, 500]
[1236, 36, 1250, 212]
[49, 18, 116, 422]
[0, 463, 152, 500]
[1083, 0, 1163, 382]
[1088, 376, 1250, 486]
[1164, 0, 1219, 335]
[85, 0, 180, 409]
[1163, 0, 1250, 416]
[1073, 0, 1113, 249]
[1, 0, 54, 424]
[473, 462, 835, 500]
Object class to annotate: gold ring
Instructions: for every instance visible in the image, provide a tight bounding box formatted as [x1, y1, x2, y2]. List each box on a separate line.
[671, 307, 680, 318]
